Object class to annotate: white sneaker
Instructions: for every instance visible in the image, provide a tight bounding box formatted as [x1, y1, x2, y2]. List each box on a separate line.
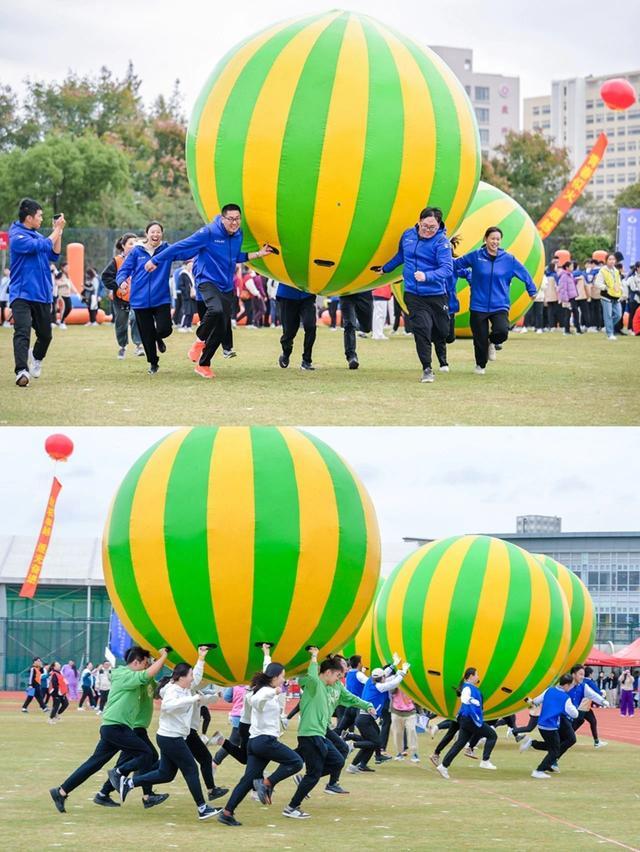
[474, 365, 485, 375]
[410, 754, 420, 763]
[135, 345, 145, 356]
[608, 334, 616, 340]
[519, 737, 533, 752]
[346, 764, 360, 774]
[520, 327, 528, 334]
[28, 350, 42, 378]
[394, 754, 405, 761]
[536, 328, 543, 334]
[594, 740, 608, 748]
[488, 343, 497, 361]
[15, 369, 30, 387]
[479, 760, 496, 770]
[77, 707, 85, 712]
[439, 365, 449, 372]
[531, 770, 550, 779]
[371, 334, 388, 340]
[436, 763, 450, 780]
[59, 323, 67, 330]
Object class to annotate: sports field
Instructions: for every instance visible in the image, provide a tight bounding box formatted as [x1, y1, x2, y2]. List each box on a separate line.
[1, 696, 638, 851]
[1, 325, 638, 426]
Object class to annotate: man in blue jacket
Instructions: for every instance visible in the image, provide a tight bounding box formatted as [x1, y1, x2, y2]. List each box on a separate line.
[454, 226, 537, 374]
[377, 207, 453, 383]
[9, 198, 65, 387]
[145, 204, 272, 377]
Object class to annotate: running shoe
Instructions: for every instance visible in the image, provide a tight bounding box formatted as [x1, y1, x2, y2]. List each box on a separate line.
[15, 370, 30, 387]
[436, 764, 450, 780]
[488, 344, 497, 360]
[348, 357, 359, 370]
[300, 361, 315, 371]
[479, 760, 497, 770]
[531, 770, 550, 779]
[194, 364, 214, 379]
[188, 339, 205, 362]
[157, 339, 166, 353]
[282, 806, 311, 819]
[519, 737, 533, 753]
[198, 805, 221, 820]
[143, 793, 169, 808]
[594, 740, 608, 748]
[429, 754, 441, 767]
[49, 788, 66, 813]
[253, 778, 272, 805]
[223, 349, 237, 359]
[420, 368, 434, 383]
[464, 747, 478, 759]
[278, 353, 290, 368]
[117, 347, 126, 359]
[324, 783, 349, 794]
[208, 786, 228, 801]
[93, 793, 120, 807]
[439, 365, 450, 372]
[217, 810, 242, 826]
[474, 365, 485, 375]
[28, 349, 42, 378]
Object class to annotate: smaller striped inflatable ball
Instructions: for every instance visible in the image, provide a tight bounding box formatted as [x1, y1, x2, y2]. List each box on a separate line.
[374, 535, 571, 718]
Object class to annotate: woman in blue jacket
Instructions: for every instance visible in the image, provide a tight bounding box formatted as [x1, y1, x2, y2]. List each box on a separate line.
[116, 222, 172, 374]
[454, 226, 538, 374]
[378, 207, 453, 383]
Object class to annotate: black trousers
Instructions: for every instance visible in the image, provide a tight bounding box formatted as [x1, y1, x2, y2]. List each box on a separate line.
[532, 301, 545, 330]
[469, 309, 509, 368]
[22, 684, 46, 710]
[562, 299, 582, 333]
[379, 707, 392, 751]
[99, 727, 156, 797]
[61, 724, 155, 795]
[328, 300, 338, 328]
[576, 299, 590, 329]
[215, 721, 250, 765]
[434, 719, 459, 756]
[196, 283, 234, 365]
[135, 304, 172, 366]
[132, 734, 204, 808]
[278, 296, 317, 363]
[442, 717, 497, 767]
[546, 301, 563, 329]
[50, 694, 69, 719]
[200, 705, 211, 735]
[98, 690, 110, 711]
[532, 716, 576, 769]
[226, 735, 303, 814]
[79, 686, 96, 708]
[197, 298, 233, 353]
[289, 736, 344, 809]
[393, 297, 412, 333]
[352, 712, 382, 766]
[186, 728, 215, 790]
[590, 299, 603, 329]
[434, 315, 456, 366]
[340, 292, 373, 361]
[11, 299, 52, 373]
[512, 715, 538, 735]
[573, 709, 599, 741]
[404, 292, 449, 370]
[334, 705, 358, 735]
[325, 727, 348, 784]
[60, 296, 72, 322]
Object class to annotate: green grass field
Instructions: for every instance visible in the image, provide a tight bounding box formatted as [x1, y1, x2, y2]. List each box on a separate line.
[1, 703, 639, 851]
[1, 325, 638, 426]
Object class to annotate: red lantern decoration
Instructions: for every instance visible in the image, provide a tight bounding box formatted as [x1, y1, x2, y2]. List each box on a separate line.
[45, 433, 74, 462]
[600, 79, 637, 112]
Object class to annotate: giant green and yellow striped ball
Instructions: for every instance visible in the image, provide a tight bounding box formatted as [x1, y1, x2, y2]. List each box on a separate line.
[453, 181, 545, 337]
[534, 554, 595, 671]
[374, 535, 571, 719]
[186, 10, 480, 297]
[341, 578, 385, 670]
[102, 427, 381, 684]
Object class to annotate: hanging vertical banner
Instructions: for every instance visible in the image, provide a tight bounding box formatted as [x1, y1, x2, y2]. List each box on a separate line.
[109, 609, 133, 659]
[19, 477, 62, 598]
[617, 208, 640, 266]
[536, 132, 608, 239]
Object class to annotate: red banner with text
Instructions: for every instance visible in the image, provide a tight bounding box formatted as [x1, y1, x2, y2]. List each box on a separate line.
[19, 477, 62, 598]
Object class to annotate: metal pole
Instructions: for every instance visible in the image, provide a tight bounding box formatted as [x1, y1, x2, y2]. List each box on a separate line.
[85, 585, 92, 662]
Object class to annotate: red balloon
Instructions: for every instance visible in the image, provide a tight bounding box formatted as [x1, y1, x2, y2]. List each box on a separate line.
[45, 433, 74, 462]
[600, 78, 637, 111]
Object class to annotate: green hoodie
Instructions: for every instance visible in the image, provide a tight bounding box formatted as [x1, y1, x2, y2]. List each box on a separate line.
[101, 667, 150, 729]
[297, 662, 373, 737]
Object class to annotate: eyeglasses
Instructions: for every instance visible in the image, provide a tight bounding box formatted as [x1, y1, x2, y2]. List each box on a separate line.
[223, 215, 242, 224]
[420, 224, 438, 232]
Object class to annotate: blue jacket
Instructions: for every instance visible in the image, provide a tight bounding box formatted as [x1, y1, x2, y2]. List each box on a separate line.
[345, 669, 365, 698]
[458, 682, 484, 727]
[454, 247, 537, 313]
[537, 687, 578, 730]
[8, 221, 59, 304]
[116, 243, 172, 309]
[151, 216, 249, 294]
[361, 677, 390, 716]
[276, 282, 315, 301]
[447, 269, 464, 315]
[382, 226, 453, 297]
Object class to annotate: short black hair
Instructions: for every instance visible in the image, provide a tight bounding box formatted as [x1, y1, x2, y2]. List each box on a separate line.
[145, 221, 164, 234]
[419, 206, 443, 224]
[570, 664, 584, 675]
[125, 645, 150, 664]
[484, 226, 503, 240]
[18, 198, 42, 222]
[171, 663, 192, 681]
[320, 658, 343, 674]
[558, 673, 573, 686]
[116, 232, 138, 253]
[349, 655, 362, 669]
[221, 203, 242, 217]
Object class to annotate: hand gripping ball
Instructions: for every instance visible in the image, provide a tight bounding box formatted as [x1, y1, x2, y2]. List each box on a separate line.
[533, 554, 595, 671]
[453, 182, 545, 337]
[186, 10, 480, 296]
[374, 535, 571, 718]
[103, 427, 381, 683]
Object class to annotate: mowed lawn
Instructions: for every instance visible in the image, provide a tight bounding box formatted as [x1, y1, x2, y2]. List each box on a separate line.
[1, 700, 639, 851]
[0, 325, 638, 426]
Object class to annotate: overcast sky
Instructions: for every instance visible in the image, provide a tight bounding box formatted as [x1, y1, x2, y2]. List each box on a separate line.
[3, 428, 638, 555]
[2, 1, 638, 116]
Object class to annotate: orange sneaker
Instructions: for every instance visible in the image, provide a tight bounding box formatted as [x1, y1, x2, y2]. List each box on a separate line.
[188, 340, 205, 362]
[194, 364, 215, 379]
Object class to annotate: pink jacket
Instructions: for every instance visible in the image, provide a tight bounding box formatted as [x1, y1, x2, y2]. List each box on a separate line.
[391, 689, 416, 712]
[231, 685, 246, 717]
[557, 270, 578, 302]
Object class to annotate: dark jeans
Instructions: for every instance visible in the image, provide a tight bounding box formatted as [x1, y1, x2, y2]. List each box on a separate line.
[513, 715, 538, 735]
[135, 304, 172, 366]
[546, 301, 563, 329]
[196, 298, 233, 353]
[215, 721, 250, 765]
[379, 707, 392, 751]
[60, 296, 72, 323]
[404, 292, 449, 370]
[334, 705, 358, 735]
[352, 712, 382, 767]
[186, 729, 215, 790]
[577, 299, 590, 329]
[100, 727, 156, 797]
[434, 719, 459, 756]
[289, 736, 344, 809]
[50, 695, 69, 719]
[11, 299, 52, 373]
[325, 727, 348, 784]
[79, 686, 96, 708]
[532, 716, 576, 770]
[442, 717, 497, 767]
[196, 283, 234, 365]
[573, 709, 599, 741]
[469, 309, 509, 368]
[340, 292, 373, 361]
[562, 299, 582, 333]
[132, 734, 204, 808]
[278, 296, 317, 363]
[98, 690, 110, 712]
[22, 684, 46, 710]
[328, 300, 338, 328]
[226, 735, 303, 814]
[434, 315, 456, 367]
[60, 724, 155, 795]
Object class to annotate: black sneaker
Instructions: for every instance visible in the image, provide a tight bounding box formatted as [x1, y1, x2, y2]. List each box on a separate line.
[143, 793, 169, 809]
[94, 793, 120, 808]
[49, 788, 66, 813]
[107, 769, 122, 799]
[253, 778, 272, 805]
[348, 357, 359, 370]
[148, 364, 159, 375]
[324, 783, 349, 795]
[121, 777, 133, 804]
[278, 353, 290, 368]
[375, 754, 392, 764]
[223, 349, 237, 359]
[358, 764, 376, 773]
[198, 805, 221, 820]
[157, 339, 167, 354]
[208, 786, 228, 801]
[217, 810, 242, 826]
[300, 361, 315, 371]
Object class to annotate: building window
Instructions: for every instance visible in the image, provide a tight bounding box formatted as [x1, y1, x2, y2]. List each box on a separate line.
[586, 100, 593, 109]
[475, 107, 490, 123]
[533, 106, 540, 116]
[479, 128, 490, 145]
[618, 142, 626, 151]
[587, 131, 595, 140]
[629, 127, 640, 136]
[464, 59, 472, 71]
[595, 175, 605, 184]
[475, 86, 490, 102]
[542, 121, 550, 129]
[542, 105, 551, 114]
[502, 105, 509, 114]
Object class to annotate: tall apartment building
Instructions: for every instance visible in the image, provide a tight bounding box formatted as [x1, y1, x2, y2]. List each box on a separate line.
[429, 46, 519, 157]
[524, 71, 640, 200]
